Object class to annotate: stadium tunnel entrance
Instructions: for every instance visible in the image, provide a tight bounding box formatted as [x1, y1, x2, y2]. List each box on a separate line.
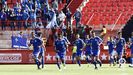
[122, 15, 133, 42]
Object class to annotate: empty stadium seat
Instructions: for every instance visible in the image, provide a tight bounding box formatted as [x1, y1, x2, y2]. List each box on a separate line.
[80, 0, 133, 29]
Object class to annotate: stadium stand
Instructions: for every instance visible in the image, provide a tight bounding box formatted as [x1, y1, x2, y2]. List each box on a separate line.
[81, 0, 133, 30]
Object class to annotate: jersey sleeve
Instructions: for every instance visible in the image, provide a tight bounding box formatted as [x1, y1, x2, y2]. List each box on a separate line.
[81, 39, 85, 48]
[97, 37, 102, 44]
[123, 38, 126, 45]
[107, 41, 109, 46]
[30, 39, 33, 44]
[54, 40, 58, 50]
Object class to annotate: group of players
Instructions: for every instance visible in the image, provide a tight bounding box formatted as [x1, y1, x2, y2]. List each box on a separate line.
[28, 31, 133, 70]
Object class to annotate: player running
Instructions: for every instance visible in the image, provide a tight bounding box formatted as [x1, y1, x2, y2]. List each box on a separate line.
[38, 37, 46, 69]
[29, 32, 44, 69]
[115, 32, 126, 68]
[129, 32, 133, 68]
[54, 34, 68, 71]
[107, 36, 116, 66]
[74, 34, 85, 67]
[84, 34, 92, 65]
[72, 44, 77, 64]
[91, 31, 102, 69]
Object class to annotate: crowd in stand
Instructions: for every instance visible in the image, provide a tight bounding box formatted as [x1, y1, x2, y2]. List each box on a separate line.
[0, 0, 70, 30]
[0, 0, 94, 46]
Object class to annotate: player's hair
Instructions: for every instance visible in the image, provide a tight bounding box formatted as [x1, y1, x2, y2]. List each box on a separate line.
[91, 31, 95, 34]
[58, 33, 62, 37]
[37, 32, 42, 37]
[118, 32, 122, 35]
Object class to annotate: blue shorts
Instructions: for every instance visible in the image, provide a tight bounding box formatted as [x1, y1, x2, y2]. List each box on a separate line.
[33, 51, 40, 59]
[85, 50, 92, 56]
[109, 50, 114, 56]
[76, 50, 82, 57]
[116, 50, 123, 58]
[56, 51, 66, 59]
[131, 48, 133, 55]
[92, 50, 100, 56]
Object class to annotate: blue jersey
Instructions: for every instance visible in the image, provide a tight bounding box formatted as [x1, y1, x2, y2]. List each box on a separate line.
[85, 39, 92, 55]
[107, 40, 115, 54]
[74, 38, 84, 51]
[91, 36, 102, 51]
[116, 38, 126, 52]
[30, 37, 43, 53]
[55, 39, 67, 52]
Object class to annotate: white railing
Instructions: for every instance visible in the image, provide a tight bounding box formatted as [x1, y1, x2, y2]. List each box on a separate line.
[111, 12, 123, 31]
[87, 13, 94, 25]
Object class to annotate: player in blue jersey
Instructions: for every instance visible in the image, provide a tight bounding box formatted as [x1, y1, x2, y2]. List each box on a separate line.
[38, 37, 46, 69]
[91, 31, 102, 69]
[29, 32, 43, 69]
[129, 32, 133, 68]
[84, 34, 92, 65]
[74, 34, 85, 67]
[115, 32, 126, 68]
[54, 34, 68, 71]
[107, 36, 116, 66]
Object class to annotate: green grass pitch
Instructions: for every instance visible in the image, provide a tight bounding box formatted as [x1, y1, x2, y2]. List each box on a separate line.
[0, 64, 133, 75]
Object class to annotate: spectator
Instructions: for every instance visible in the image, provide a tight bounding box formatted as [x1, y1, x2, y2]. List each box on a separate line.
[66, 0, 71, 5]
[22, 4, 30, 13]
[17, 31, 24, 38]
[44, 0, 49, 9]
[85, 25, 92, 36]
[29, 9, 37, 28]
[0, 9, 7, 30]
[9, 9, 15, 30]
[74, 9, 82, 28]
[42, 6, 49, 26]
[35, 1, 41, 9]
[36, 19, 43, 28]
[27, 0, 34, 10]
[17, 31, 29, 38]
[66, 8, 72, 28]
[61, 22, 67, 35]
[100, 25, 107, 39]
[22, 10, 29, 29]
[16, 9, 22, 30]
[58, 0, 64, 3]
[57, 10, 66, 26]
[14, 3, 21, 13]
[52, 0, 58, 11]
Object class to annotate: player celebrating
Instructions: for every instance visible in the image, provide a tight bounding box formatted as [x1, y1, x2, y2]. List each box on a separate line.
[91, 31, 102, 69]
[115, 32, 126, 68]
[107, 36, 115, 66]
[29, 32, 44, 69]
[129, 32, 133, 68]
[54, 34, 68, 71]
[84, 34, 92, 65]
[74, 34, 85, 67]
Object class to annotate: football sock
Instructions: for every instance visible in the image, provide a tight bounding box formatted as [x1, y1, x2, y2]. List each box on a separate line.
[97, 60, 102, 67]
[41, 56, 44, 68]
[131, 58, 133, 64]
[77, 60, 81, 67]
[93, 61, 97, 69]
[86, 57, 90, 64]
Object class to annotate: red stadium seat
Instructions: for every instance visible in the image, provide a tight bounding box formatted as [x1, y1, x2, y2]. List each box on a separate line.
[12, 0, 17, 3]
[7, 0, 12, 3]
